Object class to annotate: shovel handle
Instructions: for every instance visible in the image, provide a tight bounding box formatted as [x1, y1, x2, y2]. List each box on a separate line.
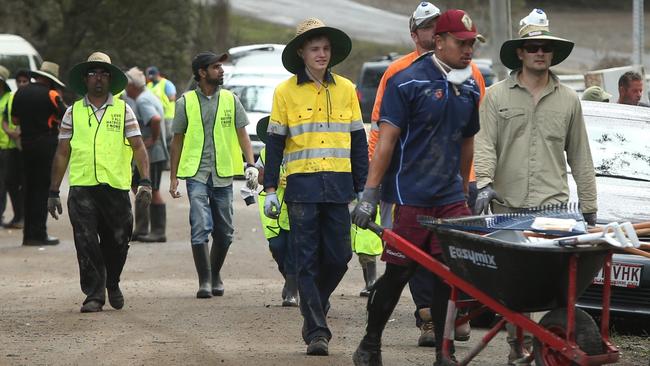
[588, 221, 650, 234]
[623, 247, 650, 259]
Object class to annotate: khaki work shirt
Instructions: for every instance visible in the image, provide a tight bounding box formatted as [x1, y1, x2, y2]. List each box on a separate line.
[474, 71, 597, 213]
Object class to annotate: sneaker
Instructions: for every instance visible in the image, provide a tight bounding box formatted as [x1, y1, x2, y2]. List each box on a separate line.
[359, 287, 370, 297]
[352, 344, 383, 366]
[3, 219, 23, 229]
[80, 300, 103, 313]
[107, 286, 124, 309]
[23, 236, 59, 246]
[417, 320, 436, 347]
[306, 336, 328, 356]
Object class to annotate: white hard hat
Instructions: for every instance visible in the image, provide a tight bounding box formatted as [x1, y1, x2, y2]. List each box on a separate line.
[409, 2, 441, 31]
[520, 8, 549, 27]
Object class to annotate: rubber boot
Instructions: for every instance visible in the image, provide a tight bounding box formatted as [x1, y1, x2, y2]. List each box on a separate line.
[282, 275, 299, 307]
[366, 261, 377, 290]
[139, 203, 167, 242]
[210, 244, 229, 296]
[191, 243, 212, 298]
[131, 198, 149, 241]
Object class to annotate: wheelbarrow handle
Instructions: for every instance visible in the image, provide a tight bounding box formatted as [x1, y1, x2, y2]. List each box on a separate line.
[367, 221, 384, 237]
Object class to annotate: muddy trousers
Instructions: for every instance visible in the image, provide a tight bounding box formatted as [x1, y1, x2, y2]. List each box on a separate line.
[68, 186, 133, 306]
[287, 202, 352, 344]
[361, 260, 454, 356]
[268, 229, 296, 277]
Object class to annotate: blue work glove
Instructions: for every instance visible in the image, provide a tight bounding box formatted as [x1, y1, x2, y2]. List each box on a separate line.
[473, 184, 502, 215]
[264, 192, 280, 219]
[583, 212, 597, 226]
[351, 187, 380, 229]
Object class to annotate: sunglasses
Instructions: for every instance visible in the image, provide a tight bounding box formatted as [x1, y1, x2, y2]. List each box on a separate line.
[87, 71, 110, 79]
[522, 43, 553, 53]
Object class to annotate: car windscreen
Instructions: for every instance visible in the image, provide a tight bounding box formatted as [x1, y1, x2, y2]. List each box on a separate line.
[360, 66, 387, 88]
[234, 52, 283, 68]
[584, 105, 650, 181]
[0, 54, 30, 72]
[227, 84, 274, 113]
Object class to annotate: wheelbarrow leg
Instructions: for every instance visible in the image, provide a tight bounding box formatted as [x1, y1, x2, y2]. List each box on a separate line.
[441, 287, 458, 360]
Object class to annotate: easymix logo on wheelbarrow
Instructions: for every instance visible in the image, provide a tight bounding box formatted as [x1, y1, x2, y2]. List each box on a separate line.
[448, 246, 498, 269]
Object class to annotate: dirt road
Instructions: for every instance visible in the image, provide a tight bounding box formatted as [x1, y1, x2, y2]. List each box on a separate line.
[0, 173, 646, 365]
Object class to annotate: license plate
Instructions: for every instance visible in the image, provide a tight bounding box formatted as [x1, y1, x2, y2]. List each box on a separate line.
[593, 262, 643, 288]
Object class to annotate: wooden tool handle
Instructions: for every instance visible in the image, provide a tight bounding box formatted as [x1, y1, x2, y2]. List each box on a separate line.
[588, 221, 650, 233]
[624, 247, 650, 259]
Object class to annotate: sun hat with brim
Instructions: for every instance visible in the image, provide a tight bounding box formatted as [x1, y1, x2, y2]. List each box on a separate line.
[281, 17, 352, 75]
[69, 52, 127, 95]
[500, 23, 574, 70]
[0, 65, 10, 91]
[256, 116, 270, 144]
[30, 61, 66, 89]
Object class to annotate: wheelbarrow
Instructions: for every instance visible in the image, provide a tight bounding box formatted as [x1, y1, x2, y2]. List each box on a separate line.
[366, 220, 622, 366]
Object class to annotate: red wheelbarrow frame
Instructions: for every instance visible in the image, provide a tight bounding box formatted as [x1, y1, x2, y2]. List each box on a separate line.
[369, 223, 620, 365]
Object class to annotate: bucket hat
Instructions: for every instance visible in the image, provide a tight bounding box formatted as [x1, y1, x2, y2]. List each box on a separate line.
[500, 9, 574, 70]
[256, 116, 270, 144]
[0, 65, 11, 92]
[281, 18, 352, 74]
[69, 52, 127, 95]
[30, 61, 66, 89]
[582, 86, 612, 102]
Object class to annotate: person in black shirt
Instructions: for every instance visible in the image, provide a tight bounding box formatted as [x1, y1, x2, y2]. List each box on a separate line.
[11, 61, 67, 246]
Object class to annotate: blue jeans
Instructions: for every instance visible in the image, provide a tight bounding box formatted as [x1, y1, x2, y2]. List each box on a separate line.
[186, 178, 233, 250]
[287, 202, 352, 344]
[268, 229, 296, 276]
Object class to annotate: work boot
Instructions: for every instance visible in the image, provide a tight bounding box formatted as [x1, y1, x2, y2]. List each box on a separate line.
[139, 203, 167, 242]
[210, 244, 229, 296]
[417, 308, 436, 347]
[282, 275, 299, 307]
[352, 340, 383, 366]
[80, 300, 103, 313]
[107, 286, 124, 310]
[360, 261, 378, 297]
[131, 197, 150, 241]
[306, 336, 329, 356]
[191, 243, 212, 298]
[508, 343, 532, 365]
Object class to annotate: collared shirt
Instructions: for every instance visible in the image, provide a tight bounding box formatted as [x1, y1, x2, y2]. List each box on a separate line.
[379, 54, 480, 207]
[474, 70, 597, 213]
[59, 93, 140, 140]
[172, 86, 249, 187]
[264, 69, 368, 203]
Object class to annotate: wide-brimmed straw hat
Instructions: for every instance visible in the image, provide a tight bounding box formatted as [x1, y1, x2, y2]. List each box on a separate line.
[500, 9, 574, 70]
[30, 61, 66, 89]
[69, 52, 127, 95]
[0, 65, 10, 91]
[281, 18, 352, 74]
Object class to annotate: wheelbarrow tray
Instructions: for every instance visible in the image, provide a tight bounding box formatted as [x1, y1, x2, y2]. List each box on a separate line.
[431, 226, 609, 313]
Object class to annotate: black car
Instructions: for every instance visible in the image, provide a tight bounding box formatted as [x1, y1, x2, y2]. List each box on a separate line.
[574, 101, 650, 317]
[356, 53, 400, 124]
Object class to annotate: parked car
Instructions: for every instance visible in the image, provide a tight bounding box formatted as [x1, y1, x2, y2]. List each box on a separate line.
[574, 101, 650, 318]
[355, 53, 400, 124]
[0, 34, 42, 90]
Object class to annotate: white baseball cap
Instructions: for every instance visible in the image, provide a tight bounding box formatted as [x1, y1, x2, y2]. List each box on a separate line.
[409, 2, 441, 31]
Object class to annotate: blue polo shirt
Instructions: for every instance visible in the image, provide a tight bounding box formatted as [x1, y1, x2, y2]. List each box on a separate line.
[379, 54, 480, 207]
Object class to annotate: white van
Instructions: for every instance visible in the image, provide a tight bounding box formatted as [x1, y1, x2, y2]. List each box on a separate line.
[0, 34, 42, 90]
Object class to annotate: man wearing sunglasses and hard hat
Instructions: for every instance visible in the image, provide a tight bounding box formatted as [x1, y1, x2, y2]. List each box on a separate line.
[472, 9, 597, 365]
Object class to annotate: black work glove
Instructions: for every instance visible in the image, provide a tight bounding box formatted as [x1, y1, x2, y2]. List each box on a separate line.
[583, 212, 597, 226]
[351, 187, 380, 229]
[473, 184, 502, 215]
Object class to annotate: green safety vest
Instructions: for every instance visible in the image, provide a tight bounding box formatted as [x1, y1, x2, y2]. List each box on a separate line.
[257, 148, 290, 239]
[69, 98, 133, 190]
[147, 78, 175, 119]
[177, 89, 243, 178]
[0, 92, 13, 149]
[351, 208, 383, 256]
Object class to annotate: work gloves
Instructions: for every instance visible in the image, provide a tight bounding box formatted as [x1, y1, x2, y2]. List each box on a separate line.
[136, 179, 153, 208]
[351, 187, 380, 229]
[583, 212, 597, 226]
[47, 191, 63, 220]
[245, 165, 259, 191]
[473, 184, 502, 215]
[264, 192, 280, 219]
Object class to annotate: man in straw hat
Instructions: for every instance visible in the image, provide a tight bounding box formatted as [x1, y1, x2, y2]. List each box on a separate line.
[11, 61, 67, 246]
[263, 18, 368, 356]
[472, 9, 597, 364]
[351, 9, 481, 366]
[47, 52, 152, 313]
[367, 1, 483, 347]
[169, 51, 258, 300]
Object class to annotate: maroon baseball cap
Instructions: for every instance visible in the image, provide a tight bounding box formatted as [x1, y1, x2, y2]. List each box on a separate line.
[435, 9, 478, 40]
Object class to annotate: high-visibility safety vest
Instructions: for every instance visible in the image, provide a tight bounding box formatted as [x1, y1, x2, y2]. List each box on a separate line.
[351, 208, 383, 256]
[147, 78, 175, 119]
[69, 98, 133, 190]
[0, 92, 14, 149]
[257, 148, 290, 239]
[177, 89, 243, 178]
